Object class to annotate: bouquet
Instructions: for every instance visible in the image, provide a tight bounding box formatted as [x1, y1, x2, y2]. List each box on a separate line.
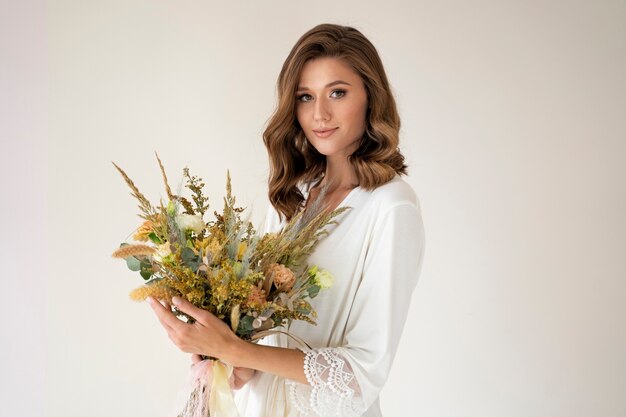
[111, 153, 347, 417]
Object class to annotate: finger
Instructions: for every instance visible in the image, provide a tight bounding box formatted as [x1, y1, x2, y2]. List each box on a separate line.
[148, 297, 181, 332]
[157, 299, 173, 315]
[171, 297, 211, 325]
[191, 353, 203, 364]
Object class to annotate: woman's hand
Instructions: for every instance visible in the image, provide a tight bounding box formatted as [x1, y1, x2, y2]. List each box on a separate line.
[148, 296, 244, 363]
[191, 354, 256, 390]
[149, 295, 308, 385]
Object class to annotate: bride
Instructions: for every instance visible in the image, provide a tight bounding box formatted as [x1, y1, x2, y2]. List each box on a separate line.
[149, 23, 425, 417]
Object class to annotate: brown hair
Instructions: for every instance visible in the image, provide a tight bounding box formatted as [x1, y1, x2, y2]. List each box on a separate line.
[264, 23, 407, 221]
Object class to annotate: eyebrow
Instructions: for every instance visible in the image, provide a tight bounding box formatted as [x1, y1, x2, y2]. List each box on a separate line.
[296, 80, 352, 92]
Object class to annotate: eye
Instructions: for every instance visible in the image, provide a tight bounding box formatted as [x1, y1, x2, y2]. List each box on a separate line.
[297, 93, 313, 103]
[330, 89, 346, 98]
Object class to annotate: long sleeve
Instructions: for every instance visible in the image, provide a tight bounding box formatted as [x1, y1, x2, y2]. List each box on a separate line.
[287, 200, 426, 416]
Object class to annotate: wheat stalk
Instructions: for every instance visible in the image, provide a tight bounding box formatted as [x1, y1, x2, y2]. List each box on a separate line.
[154, 151, 175, 201]
[130, 284, 176, 301]
[111, 244, 156, 258]
[112, 161, 155, 219]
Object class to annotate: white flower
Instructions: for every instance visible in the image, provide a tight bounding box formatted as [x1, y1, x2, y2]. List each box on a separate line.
[153, 243, 171, 262]
[313, 269, 334, 289]
[175, 214, 205, 233]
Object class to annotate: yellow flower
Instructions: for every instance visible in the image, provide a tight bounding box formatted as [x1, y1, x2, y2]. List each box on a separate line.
[237, 242, 247, 260]
[313, 269, 334, 289]
[205, 238, 222, 264]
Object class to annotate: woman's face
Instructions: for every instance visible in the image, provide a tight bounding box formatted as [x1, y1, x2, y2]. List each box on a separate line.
[295, 57, 368, 161]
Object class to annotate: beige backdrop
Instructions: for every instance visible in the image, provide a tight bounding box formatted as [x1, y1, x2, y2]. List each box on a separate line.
[1, 0, 625, 416]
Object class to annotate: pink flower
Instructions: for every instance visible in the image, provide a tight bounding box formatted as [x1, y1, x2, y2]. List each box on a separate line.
[266, 263, 296, 291]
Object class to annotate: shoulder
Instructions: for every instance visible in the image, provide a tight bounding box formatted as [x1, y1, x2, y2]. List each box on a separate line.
[345, 175, 422, 238]
[367, 175, 420, 213]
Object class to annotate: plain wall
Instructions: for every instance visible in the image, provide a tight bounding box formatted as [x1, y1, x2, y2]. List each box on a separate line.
[1, 0, 625, 416]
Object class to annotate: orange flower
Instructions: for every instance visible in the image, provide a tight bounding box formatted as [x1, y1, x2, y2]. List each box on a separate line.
[246, 286, 267, 306]
[133, 220, 153, 242]
[266, 263, 296, 291]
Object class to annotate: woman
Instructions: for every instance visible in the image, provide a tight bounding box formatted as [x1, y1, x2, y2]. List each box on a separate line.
[149, 23, 425, 417]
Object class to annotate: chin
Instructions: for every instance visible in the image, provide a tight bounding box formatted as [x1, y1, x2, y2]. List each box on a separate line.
[307, 140, 355, 158]
[309, 144, 339, 157]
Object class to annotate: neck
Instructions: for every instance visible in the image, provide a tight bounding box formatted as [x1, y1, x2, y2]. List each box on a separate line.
[321, 155, 359, 191]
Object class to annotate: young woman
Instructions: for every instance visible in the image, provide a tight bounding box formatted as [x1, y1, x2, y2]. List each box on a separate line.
[149, 23, 425, 417]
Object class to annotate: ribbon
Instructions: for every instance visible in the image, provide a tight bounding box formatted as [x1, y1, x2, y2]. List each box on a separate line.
[208, 360, 240, 417]
[178, 329, 311, 417]
[177, 359, 239, 417]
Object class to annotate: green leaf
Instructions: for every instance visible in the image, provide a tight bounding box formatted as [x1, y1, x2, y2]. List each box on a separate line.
[148, 232, 162, 244]
[237, 315, 254, 335]
[181, 247, 197, 262]
[296, 305, 311, 315]
[139, 259, 153, 280]
[125, 256, 141, 271]
[307, 285, 320, 298]
[181, 247, 200, 270]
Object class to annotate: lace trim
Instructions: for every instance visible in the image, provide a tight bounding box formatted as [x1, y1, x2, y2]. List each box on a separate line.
[287, 348, 366, 417]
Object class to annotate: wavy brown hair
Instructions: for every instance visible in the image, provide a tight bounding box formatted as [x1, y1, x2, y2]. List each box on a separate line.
[264, 23, 407, 221]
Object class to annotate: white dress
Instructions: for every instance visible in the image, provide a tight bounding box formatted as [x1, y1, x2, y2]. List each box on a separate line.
[234, 175, 425, 417]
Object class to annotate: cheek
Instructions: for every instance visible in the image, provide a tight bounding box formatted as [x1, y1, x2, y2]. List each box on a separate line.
[295, 106, 308, 128]
[346, 102, 368, 132]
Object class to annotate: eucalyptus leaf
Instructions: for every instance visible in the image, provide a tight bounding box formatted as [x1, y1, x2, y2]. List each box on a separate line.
[181, 247, 200, 270]
[125, 256, 141, 272]
[140, 259, 153, 280]
[307, 285, 320, 298]
[181, 247, 197, 262]
[237, 315, 254, 335]
[296, 306, 311, 314]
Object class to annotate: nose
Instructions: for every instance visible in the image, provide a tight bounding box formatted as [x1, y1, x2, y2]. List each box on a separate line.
[313, 98, 331, 122]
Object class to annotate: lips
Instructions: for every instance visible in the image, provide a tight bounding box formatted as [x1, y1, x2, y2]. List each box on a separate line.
[312, 127, 338, 138]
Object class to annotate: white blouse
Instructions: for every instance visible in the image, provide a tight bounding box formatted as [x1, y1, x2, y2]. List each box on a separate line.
[234, 175, 425, 417]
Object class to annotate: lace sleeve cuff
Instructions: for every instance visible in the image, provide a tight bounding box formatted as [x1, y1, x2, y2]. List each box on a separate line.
[287, 348, 366, 417]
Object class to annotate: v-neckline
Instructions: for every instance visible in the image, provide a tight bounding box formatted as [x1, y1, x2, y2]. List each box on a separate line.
[303, 182, 359, 213]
